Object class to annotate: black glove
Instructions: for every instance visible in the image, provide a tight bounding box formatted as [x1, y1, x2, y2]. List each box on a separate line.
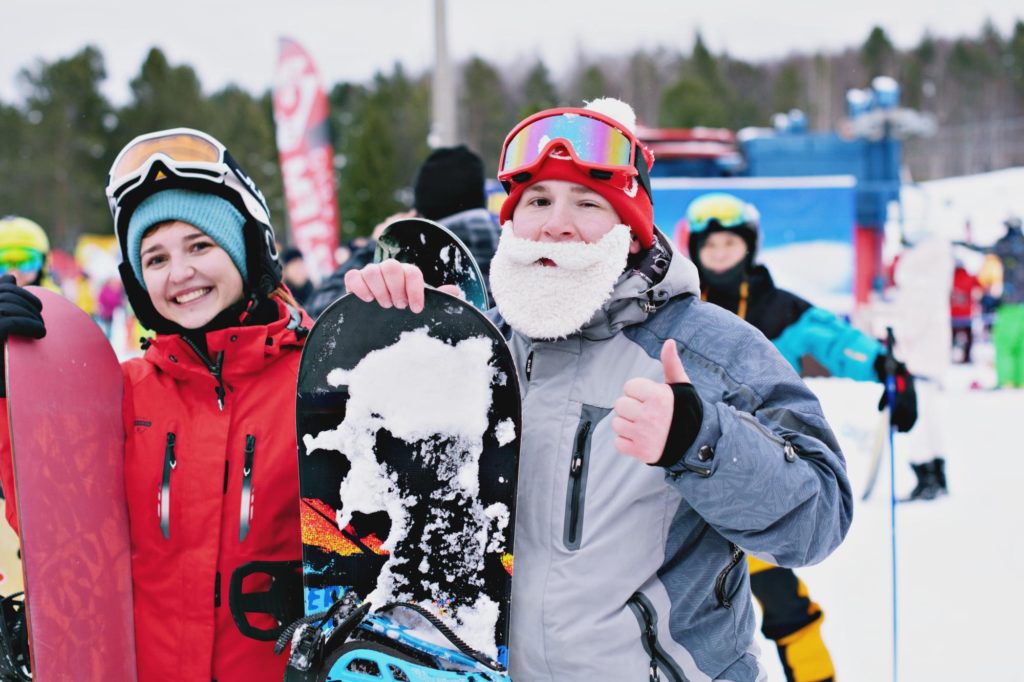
[874, 354, 917, 433]
[0, 275, 45, 341]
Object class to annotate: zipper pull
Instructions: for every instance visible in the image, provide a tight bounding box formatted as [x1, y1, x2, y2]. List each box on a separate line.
[571, 422, 591, 478]
[159, 432, 176, 539]
[643, 622, 659, 679]
[525, 351, 534, 381]
[214, 351, 226, 411]
[239, 435, 256, 542]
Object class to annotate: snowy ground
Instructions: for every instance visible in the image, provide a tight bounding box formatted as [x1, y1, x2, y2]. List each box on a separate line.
[755, 344, 1021, 681]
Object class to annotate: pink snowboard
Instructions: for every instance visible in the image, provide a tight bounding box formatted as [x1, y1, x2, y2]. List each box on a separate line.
[5, 288, 136, 680]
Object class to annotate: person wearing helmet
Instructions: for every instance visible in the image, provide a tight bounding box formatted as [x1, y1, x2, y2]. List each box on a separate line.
[682, 191, 923, 679]
[0, 129, 313, 681]
[0, 217, 57, 290]
[345, 99, 852, 681]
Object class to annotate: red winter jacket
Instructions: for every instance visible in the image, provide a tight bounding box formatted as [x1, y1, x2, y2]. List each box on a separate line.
[950, 266, 980, 322]
[0, 296, 311, 681]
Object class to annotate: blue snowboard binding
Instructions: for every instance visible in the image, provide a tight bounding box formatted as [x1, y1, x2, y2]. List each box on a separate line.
[280, 592, 511, 682]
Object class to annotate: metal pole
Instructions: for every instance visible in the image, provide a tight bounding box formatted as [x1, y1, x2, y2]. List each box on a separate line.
[431, 0, 456, 147]
[884, 326, 899, 682]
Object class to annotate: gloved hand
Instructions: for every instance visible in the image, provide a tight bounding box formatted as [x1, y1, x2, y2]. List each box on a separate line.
[0, 274, 46, 399]
[874, 355, 917, 433]
[0, 275, 45, 341]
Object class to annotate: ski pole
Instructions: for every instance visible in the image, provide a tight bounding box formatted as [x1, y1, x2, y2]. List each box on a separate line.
[884, 326, 898, 682]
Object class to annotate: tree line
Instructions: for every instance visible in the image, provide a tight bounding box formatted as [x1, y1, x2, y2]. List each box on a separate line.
[1, 20, 1022, 252]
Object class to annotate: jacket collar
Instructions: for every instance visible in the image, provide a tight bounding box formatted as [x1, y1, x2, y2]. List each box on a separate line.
[144, 297, 311, 379]
[579, 228, 700, 340]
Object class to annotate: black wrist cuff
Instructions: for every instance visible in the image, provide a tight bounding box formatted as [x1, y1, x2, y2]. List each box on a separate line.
[653, 383, 703, 468]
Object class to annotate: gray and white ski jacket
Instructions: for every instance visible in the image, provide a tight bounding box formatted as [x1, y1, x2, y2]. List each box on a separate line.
[491, 234, 853, 681]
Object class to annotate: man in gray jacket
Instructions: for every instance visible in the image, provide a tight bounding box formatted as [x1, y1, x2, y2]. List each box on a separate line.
[345, 98, 852, 681]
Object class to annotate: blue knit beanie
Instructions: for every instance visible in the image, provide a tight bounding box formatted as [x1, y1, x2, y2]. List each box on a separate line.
[127, 189, 248, 289]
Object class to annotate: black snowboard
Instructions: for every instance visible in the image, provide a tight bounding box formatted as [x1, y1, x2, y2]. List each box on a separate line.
[375, 217, 490, 311]
[295, 289, 520, 663]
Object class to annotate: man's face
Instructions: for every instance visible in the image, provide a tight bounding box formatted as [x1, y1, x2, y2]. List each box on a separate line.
[511, 180, 639, 254]
[698, 231, 748, 274]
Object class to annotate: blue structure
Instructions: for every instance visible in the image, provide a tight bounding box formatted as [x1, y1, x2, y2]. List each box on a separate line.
[642, 78, 921, 306]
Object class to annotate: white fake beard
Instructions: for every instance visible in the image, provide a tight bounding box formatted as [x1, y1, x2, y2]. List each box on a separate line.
[489, 224, 632, 339]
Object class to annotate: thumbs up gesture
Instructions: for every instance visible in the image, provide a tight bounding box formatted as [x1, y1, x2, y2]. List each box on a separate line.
[612, 340, 693, 464]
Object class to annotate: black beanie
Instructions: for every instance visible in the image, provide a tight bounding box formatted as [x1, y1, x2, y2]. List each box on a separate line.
[413, 145, 486, 221]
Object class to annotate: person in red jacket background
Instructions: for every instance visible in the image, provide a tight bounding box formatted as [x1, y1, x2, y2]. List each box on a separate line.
[0, 129, 311, 681]
[950, 261, 982, 363]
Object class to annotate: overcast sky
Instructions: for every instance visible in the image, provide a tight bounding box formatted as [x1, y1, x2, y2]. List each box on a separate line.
[2, 0, 1021, 104]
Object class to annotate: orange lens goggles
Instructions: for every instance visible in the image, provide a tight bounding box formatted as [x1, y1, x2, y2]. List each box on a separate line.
[109, 132, 222, 189]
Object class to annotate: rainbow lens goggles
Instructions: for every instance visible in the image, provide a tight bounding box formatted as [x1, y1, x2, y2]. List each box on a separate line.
[498, 108, 653, 192]
[685, 193, 759, 233]
[105, 128, 271, 230]
[0, 248, 44, 274]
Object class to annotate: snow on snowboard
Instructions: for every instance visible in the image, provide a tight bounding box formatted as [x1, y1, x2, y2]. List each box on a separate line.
[4, 288, 136, 681]
[290, 289, 519, 681]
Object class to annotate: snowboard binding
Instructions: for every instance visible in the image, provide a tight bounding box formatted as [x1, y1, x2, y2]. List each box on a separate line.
[0, 593, 30, 682]
[279, 592, 510, 682]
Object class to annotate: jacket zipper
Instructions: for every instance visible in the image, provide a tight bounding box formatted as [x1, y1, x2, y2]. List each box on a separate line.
[181, 337, 227, 411]
[239, 434, 256, 542]
[525, 351, 534, 381]
[628, 593, 687, 682]
[714, 542, 745, 608]
[566, 421, 591, 547]
[159, 432, 176, 539]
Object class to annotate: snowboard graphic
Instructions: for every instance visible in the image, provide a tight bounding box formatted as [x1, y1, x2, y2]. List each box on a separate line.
[295, 290, 519, 671]
[375, 217, 490, 311]
[5, 288, 136, 680]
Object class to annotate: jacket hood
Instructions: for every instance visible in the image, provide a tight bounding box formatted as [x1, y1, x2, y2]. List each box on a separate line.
[580, 228, 700, 340]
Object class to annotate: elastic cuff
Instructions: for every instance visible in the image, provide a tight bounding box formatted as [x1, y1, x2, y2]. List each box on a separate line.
[653, 383, 703, 468]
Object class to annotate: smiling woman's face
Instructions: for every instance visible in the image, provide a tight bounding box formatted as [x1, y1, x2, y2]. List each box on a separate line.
[140, 220, 244, 329]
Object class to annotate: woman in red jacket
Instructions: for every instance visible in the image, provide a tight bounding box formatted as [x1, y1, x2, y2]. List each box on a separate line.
[0, 129, 312, 681]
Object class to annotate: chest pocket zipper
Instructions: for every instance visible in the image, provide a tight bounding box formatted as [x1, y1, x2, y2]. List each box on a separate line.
[565, 420, 590, 548]
[159, 432, 176, 539]
[239, 435, 256, 542]
[563, 406, 611, 550]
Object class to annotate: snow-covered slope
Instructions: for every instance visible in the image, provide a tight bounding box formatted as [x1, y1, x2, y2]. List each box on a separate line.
[756, 368, 1021, 680]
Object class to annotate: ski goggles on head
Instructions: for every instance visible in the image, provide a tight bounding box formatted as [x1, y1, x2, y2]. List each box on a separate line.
[0, 248, 43, 274]
[498, 108, 653, 186]
[106, 128, 271, 229]
[685, 193, 759, 234]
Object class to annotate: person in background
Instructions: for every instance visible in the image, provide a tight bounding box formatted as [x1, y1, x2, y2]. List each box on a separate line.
[681, 192, 917, 681]
[305, 146, 499, 318]
[874, 232, 954, 502]
[281, 246, 313, 306]
[412, 145, 500, 284]
[0, 217, 59, 291]
[950, 260, 982, 363]
[991, 216, 1024, 388]
[345, 99, 851, 681]
[0, 128, 311, 681]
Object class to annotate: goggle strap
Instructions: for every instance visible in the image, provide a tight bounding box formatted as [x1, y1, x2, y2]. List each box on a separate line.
[635, 153, 653, 204]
